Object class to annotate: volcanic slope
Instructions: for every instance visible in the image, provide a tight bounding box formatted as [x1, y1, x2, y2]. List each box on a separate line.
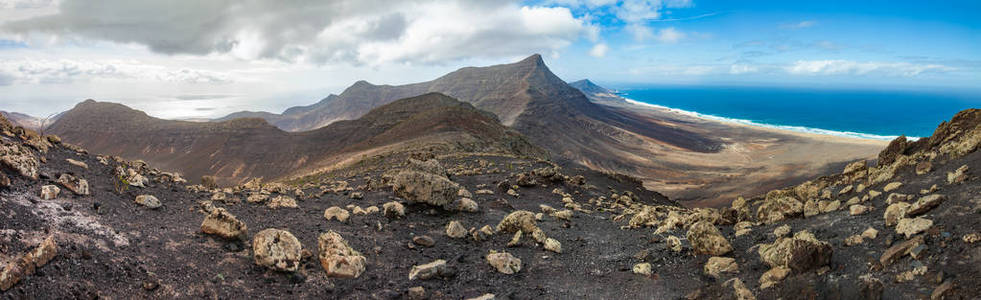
[47, 93, 544, 186]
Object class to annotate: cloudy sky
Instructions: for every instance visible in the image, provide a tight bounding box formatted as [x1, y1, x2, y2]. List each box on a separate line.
[0, 0, 979, 119]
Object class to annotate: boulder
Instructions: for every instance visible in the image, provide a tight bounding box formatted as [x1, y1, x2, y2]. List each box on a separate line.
[253, 229, 302, 272]
[947, 165, 969, 184]
[56, 173, 89, 195]
[446, 221, 467, 238]
[632, 263, 652, 276]
[544, 238, 562, 253]
[758, 230, 832, 272]
[135, 195, 161, 209]
[318, 231, 366, 278]
[849, 204, 869, 216]
[759, 266, 791, 289]
[907, 194, 945, 216]
[756, 196, 803, 224]
[201, 207, 247, 240]
[883, 182, 902, 192]
[0, 142, 39, 179]
[40, 185, 60, 200]
[0, 235, 57, 291]
[383, 201, 405, 218]
[392, 170, 461, 208]
[408, 259, 448, 280]
[724, 278, 756, 300]
[486, 251, 521, 274]
[268, 195, 298, 208]
[896, 217, 932, 238]
[704, 256, 738, 278]
[496, 210, 537, 234]
[407, 158, 446, 176]
[324, 207, 351, 223]
[884, 202, 911, 227]
[454, 198, 479, 212]
[686, 221, 732, 256]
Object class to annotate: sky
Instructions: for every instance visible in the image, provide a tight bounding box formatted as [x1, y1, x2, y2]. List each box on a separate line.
[0, 0, 978, 120]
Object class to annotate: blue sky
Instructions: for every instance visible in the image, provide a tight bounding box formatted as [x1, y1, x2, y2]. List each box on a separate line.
[0, 0, 978, 119]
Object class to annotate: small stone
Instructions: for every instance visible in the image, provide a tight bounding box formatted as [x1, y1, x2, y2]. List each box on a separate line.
[252, 229, 302, 272]
[884, 202, 911, 227]
[931, 280, 954, 300]
[880, 235, 924, 266]
[632, 263, 652, 276]
[324, 206, 351, 223]
[349, 192, 363, 199]
[40, 185, 60, 200]
[907, 194, 945, 217]
[318, 230, 366, 278]
[915, 161, 932, 175]
[408, 259, 447, 280]
[66, 158, 88, 169]
[201, 207, 248, 240]
[844, 235, 865, 246]
[454, 198, 479, 212]
[759, 266, 790, 289]
[134, 195, 161, 209]
[486, 251, 521, 274]
[862, 227, 879, 240]
[909, 244, 927, 260]
[896, 217, 932, 238]
[544, 238, 562, 253]
[412, 235, 435, 247]
[704, 256, 738, 278]
[551, 209, 573, 220]
[665, 235, 682, 252]
[407, 286, 426, 300]
[467, 294, 496, 300]
[267, 195, 298, 208]
[773, 225, 791, 237]
[383, 201, 405, 218]
[947, 165, 969, 184]
[725, 278, 756, 300]
[446, 221, 467, 238]
[849, 204, 869, 216]
[963, 233, 981, 244]
[883, 182, 903, 192]
[475, 189, 494, 195]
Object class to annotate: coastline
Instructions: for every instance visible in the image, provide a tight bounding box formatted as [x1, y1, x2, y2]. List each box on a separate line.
[620, 97, 910, 142]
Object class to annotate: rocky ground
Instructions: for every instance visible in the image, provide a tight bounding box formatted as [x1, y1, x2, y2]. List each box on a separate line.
[1, 110, 980, 299]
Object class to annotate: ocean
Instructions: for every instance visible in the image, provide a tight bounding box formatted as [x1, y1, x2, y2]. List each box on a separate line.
[616, 85, 981, 140]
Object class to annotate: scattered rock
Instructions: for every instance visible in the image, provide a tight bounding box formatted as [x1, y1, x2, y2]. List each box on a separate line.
[704, 256, 738, 278]
[446, 221, 467, 238]
[758, 230, 832, 272]
[252, 229, 302, 272]
[773, 225, 791, 237]
[134, 194, 161, 209]
[947, 165, 969, 184]
[686, 221, 732, 256]
[412, 235, 435, 248]
[56, 173, 89, 195]
[268, 195, 298, 208]
[486, 251, 521, 274]
[883, 182, 903, 192]
[349, 192, 363, 199]
[963, 233, 980, 244]
[759, 266, 791, 289]
[318, 230, 367, 278]
[632, 263, 652, 276]
[496, 210, 537, 234]
[884, 202, 911, 227]
[896, 217, 933, 238]
[246, 193, 268, 203]
[454, 198, 479, 212]
[324, 206, 351, 223]
[915, 161, 932, 175]
[551, 209, 573, 220]
[907, 194, 945, 216]
[880, 235, 924, 266]
[392, 170, 461, 208]
[843, 161, 866, 173]
[0, 235, 57, 291]
[66, 158, 88, 169]
[756, 196, 803, 224]
[665, 235, 682, 252]
[40, 185, 60, 200]
[201, 207, 248, 240]
[725, 278, 756, 300]
[849, 204, 869, 216]
[383, 201, 405, 218]
[0, 142, 39, 179]
[409, 259, 447, 280]
[544, 238, 562, 253]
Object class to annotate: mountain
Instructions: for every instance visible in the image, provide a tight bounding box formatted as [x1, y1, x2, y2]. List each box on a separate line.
[214, 54, 885, 206]
[2, 108, 978, 298]
[0, 111, 53, 132]
[47, 94, 545, 186]
[568, 79, 627, 105]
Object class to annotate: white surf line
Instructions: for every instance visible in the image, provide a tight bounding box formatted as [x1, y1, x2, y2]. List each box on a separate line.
[621, 97, 918, 141]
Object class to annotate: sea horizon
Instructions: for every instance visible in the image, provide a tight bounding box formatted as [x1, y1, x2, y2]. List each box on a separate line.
[613, 84, 981, 140]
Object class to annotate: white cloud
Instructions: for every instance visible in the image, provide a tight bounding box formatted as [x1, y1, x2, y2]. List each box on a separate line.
[729, 64, 759, 74]
[0, 58, 235, 85]
[589, 43, 609, 57]
[2, 0, 591, 66]
[655, 27, 685, 43]
[625, 23, 653, 41]
[780, 20, 817, 30]
[786, 60, 955, 76]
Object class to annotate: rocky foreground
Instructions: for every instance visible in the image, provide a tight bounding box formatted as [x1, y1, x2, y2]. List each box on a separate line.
[1, 109, 980, 299]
